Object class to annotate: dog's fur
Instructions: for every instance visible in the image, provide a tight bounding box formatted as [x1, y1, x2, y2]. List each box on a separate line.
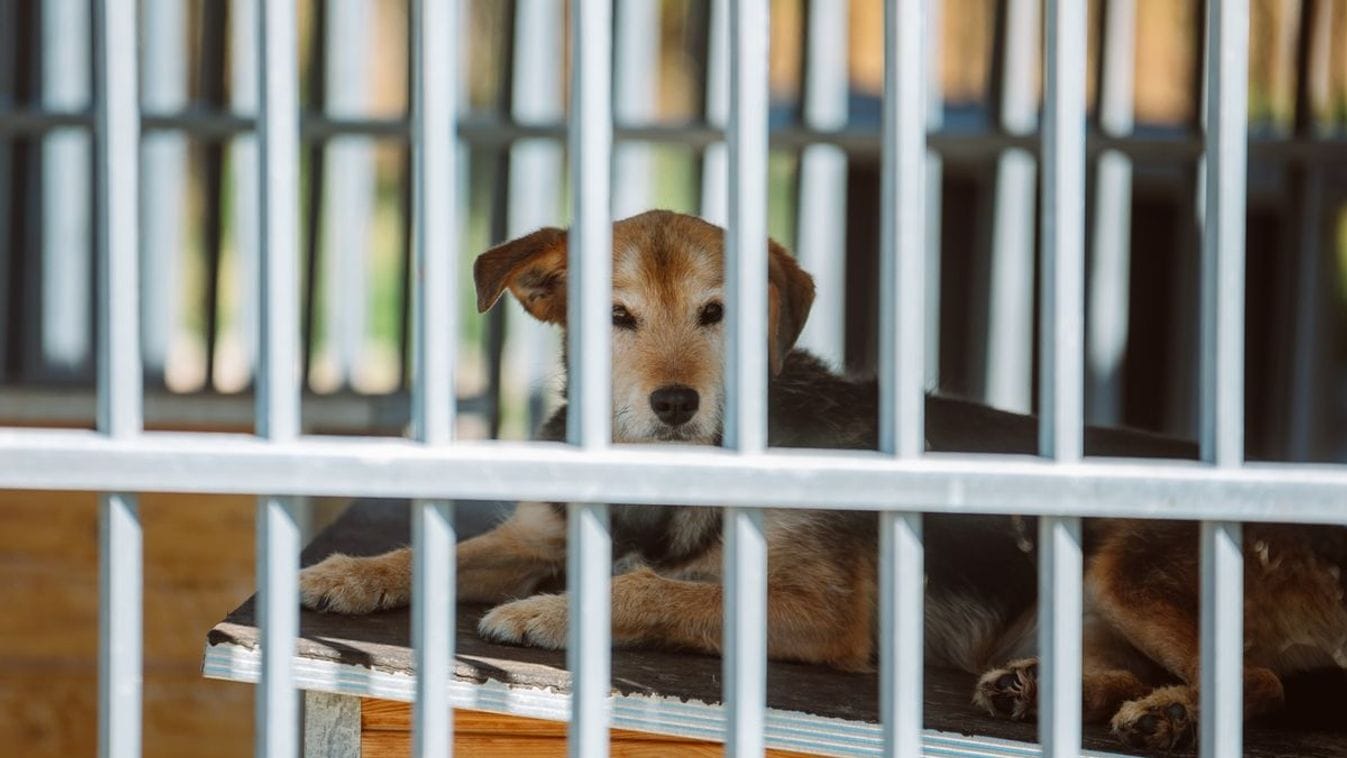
[298, 210, 1347, 750]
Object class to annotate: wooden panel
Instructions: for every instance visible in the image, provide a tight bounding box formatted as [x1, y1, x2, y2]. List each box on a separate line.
[360, 699, 814, 757]
[0, 489, 257, 758]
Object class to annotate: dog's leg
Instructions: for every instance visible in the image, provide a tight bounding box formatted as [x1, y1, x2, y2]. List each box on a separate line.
[300, 502, 567, 613]
[974, 617, 1153, 724]
[1090, 544, 1286, 750]
[477, 561, 876, 671]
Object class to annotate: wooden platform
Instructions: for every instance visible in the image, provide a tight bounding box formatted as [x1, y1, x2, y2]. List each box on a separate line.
[204, 500, 1347, 757]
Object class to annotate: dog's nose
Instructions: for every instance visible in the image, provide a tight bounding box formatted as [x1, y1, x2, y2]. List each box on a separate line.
[649, 385, 699, 427]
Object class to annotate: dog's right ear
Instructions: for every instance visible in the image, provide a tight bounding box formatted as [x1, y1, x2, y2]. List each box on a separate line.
[472, 227, 569, 323]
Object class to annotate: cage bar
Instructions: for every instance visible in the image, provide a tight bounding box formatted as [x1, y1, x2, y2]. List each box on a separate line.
[409, 0, 459, 754]
[93, 0, 142, 755]
[1037, 0, 1087, 753]
[723, 1, 771, 756]
[877, 0, 928, 751]
[255, 0, 302, 753]
[1198, 0, 1250, 754]
[566, 0, 614, 755]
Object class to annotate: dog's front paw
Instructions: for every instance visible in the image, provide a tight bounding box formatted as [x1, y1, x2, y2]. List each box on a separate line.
[477, 594, 569, 649]
[973, 658, 1039, 721]
[299, 553, 408, 614]
[1110, 686, 1196, 751]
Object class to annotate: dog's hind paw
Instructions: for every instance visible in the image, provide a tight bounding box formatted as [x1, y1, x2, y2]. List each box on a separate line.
[477, 594, 569, 650]
[973, 658, 1039, 721]
[299, 553, 409, 614]
[1110, 686, 1196, 751]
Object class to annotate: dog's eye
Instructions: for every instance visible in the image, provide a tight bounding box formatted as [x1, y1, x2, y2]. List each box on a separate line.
[612, 305, 637, 330]
[698, 302, 723, 326]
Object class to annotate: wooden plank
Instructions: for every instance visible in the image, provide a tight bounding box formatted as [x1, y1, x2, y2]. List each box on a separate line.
[0, 489, 258, 758]
[360, 701, 815, 757]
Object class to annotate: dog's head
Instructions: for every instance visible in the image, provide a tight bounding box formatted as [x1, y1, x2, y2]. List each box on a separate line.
[474, 210, 815, 444]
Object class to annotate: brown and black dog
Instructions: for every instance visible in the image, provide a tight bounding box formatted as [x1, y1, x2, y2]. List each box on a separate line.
[297, 209, 1346, 751]
[976, 519, 1347, 750]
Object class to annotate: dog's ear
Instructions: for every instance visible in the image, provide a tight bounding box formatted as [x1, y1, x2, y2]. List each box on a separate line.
[473, 226, 569, 323]
[766, 239, 816, 374]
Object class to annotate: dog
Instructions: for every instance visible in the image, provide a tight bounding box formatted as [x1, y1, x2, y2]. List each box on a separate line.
[975, 518, 1347, 750]
[299, 209, 1049, 673]
[297, 210, 1344, 751]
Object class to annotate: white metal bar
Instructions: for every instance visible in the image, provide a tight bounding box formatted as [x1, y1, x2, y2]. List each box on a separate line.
[878, 0, 927, 753]
[725, 0, 770, 754]
[567, 502, 612, 757]
[612, 0, 659, 219]
[1037, 515, 1083, 757]
[567, 0, 614, 755]
[410, 0, 458, 754]
[879, 512, 923, 756]
[724, 0, 769, 455]
[724, 506, 768, 757]
[227, 0, 261, 392]
[1200, 520, 1244, 758]
[93, 0, 142, 754]
[40, 0, 93, 374]
[1039, 0, 1087, 753]
[321, 0, 374, 392]
[504, 0, 565, 433]
[983, 0, 1039, 412]
[1199, 0, 1249, 754]
[5, 430, 1347, 523]
[411, 501, 455, 758]
[256, 0, 302, 753]
[924, 0, 944, 392]
[1086, 0, 1136, 425]
[700, 0, 729, 225]
[139, 0, 187, 377]
[794, 0, 848, 365]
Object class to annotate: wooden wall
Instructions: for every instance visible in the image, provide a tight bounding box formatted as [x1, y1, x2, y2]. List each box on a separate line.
[0, 489, 257, 757]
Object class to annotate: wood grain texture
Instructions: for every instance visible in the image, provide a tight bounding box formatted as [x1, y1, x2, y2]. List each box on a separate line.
[0, 489, 258, 758]
[361, 700, 813, 757]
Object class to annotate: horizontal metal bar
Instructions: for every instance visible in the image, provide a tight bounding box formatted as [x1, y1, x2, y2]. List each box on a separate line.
[5, 108, 1347, 163]
[0, 387, 489, 429]
[1, 429, 1345, 523]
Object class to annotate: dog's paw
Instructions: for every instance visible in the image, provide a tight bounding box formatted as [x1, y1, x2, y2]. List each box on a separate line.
[298, 553, 408, 614]
[973, 658, 1039, 721]
[1110, 686, 1196, 751]
[477, 594, 569, 649]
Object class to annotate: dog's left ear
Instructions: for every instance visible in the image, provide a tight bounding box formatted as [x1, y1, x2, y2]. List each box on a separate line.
[472, 226, 569, 323]
[767, 240, 816, 374]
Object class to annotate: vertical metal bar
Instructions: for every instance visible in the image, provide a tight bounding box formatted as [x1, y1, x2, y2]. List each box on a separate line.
[41, 0, 93, 375]
[612, 0, 659, 219]
[1038, 0, 1086, 754]
[795, 0, 848, 365]
[410, 0, 458, 755]
[567, 0, 613, 755]
[322, 0, 374, 392]
[139, 0, 186, 381]
[93, 0, 141, 755]
[724, 1, 769, 756]
[1087, 0, 1136, 425]
[984, 0, 1039, 412]
[505, 0, 565, 432]
[1199, 0, 1248, 754]
[878, 0, 927, 753]
[700, 0, 729, 225]
[228, 0, 260, 392]
[923, 0, 944, 392]
[256, 0, 301, 754]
